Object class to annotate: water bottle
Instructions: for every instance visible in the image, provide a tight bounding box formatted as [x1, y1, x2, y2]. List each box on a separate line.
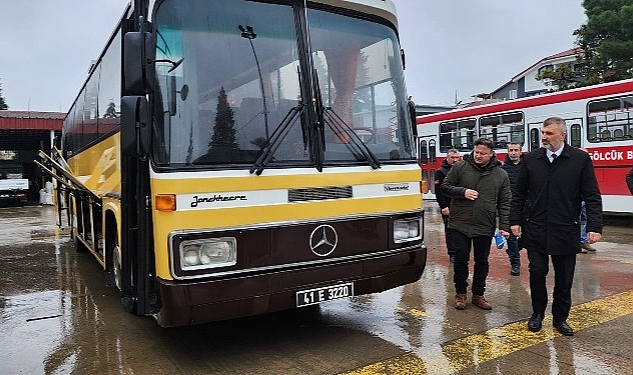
[494, 230, 506, 250]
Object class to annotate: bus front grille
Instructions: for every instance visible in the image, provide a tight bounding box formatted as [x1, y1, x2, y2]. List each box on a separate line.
[288, 186, 353, 202]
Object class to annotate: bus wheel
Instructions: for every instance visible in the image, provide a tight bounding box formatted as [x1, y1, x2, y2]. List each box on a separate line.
[121, 295, 137, 314]
[112, 238, 123, 294]
[111, 232, 137, 314]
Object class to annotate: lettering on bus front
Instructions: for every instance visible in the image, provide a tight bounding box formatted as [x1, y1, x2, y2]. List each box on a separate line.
[191, 194, 247, 207]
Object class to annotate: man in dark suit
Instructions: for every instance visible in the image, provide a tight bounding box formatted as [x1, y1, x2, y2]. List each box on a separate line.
[501, 142, 523, 275]
[510, 117, 603, 336]
[435, 149, 461, 263]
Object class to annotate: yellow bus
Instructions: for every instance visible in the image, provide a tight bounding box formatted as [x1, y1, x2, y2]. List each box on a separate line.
[41, 0, 427, 327]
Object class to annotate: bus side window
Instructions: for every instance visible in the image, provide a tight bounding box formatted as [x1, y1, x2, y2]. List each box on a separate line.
[613, 129, 624, 140]
[419, 139, 428, 164]
[570, 124, 581, 147]
[529, 128, 540, 151]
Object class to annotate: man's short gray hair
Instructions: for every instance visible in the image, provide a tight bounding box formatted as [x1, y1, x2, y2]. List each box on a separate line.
[543, 117, 567, 133]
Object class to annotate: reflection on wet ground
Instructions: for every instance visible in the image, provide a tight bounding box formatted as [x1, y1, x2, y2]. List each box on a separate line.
[1, 204, 632, 374]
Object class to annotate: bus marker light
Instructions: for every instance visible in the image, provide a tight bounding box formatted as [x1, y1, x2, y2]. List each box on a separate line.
[156, 194, 176, 211]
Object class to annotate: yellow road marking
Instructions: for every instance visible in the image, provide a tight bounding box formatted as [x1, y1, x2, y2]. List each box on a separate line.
[340, 290, 633, 375]
[395, 306, 427, 318]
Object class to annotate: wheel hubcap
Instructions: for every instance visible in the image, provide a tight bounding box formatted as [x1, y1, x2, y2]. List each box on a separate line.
[113, 245, 122, 291]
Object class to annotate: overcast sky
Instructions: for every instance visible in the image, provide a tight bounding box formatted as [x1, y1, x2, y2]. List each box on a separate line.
[0, 0, 586, 112]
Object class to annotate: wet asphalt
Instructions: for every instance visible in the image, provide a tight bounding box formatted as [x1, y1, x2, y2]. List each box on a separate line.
[1, 202, 632, 375]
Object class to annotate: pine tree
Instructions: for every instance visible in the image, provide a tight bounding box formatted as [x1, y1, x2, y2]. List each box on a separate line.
[210, 87, 238, 150]
[103, 101, 118, 118]
[537, 1, 633, 90]
[0, 79, 8, 110]
[574, 0, 633, 83]
[186, 121, 194, 165]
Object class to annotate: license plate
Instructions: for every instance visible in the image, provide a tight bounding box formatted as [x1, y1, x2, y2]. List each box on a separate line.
[296, 282, 353, 307]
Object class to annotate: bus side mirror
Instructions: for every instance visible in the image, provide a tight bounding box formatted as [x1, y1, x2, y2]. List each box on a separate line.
[121, 96, 150, 157]
[408, 98, 417, 137]
[123, 31, 156, 95]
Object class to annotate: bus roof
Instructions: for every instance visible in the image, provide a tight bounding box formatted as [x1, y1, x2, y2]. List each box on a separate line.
[417, 79, 633, 125]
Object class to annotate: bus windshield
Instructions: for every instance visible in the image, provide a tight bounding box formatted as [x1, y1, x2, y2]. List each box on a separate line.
[151, 0, 414, 169]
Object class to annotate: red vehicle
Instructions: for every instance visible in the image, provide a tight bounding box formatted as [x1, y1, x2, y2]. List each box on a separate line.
[416, 79, 633, 215]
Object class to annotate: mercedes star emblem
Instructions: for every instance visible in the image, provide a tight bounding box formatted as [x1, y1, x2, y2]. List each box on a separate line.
[309, 224, 338, 257]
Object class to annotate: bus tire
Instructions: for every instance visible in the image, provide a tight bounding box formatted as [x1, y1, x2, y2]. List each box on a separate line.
[105, 217, 137, 314]
[111, 236, 124, 296]
[121, 295, 137, 314]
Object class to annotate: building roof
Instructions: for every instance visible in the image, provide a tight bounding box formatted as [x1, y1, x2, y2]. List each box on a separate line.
[0, 111, 64, 150]
[484, 48, 581, 98]
[0, 110, 66, 120]
[510, 47, 581, 82]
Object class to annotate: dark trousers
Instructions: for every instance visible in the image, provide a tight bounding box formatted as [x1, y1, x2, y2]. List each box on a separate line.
[452, 229, 491, 296]
[527, 250, 576, 321]
[442, 214, 455, 257]
[506, 234, 523, 266]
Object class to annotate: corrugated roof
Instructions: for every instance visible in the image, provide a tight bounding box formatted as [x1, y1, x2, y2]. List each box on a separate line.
[0, 111, 65, 150]
[0, 110, 66, 120]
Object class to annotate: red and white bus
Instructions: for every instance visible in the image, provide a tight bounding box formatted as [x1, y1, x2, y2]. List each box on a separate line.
[416, 78, 633, 215]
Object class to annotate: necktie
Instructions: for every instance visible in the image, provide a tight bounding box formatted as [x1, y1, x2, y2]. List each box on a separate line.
[551, 153, 557, 162]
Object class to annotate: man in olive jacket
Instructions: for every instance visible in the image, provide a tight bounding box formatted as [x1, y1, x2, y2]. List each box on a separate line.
[510, 117, 602, 336]
[442, 138, 511, 310]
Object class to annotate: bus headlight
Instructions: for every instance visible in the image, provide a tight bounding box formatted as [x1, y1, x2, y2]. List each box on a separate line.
[179, 238, 237, 270]
[393, 218, 422, 243]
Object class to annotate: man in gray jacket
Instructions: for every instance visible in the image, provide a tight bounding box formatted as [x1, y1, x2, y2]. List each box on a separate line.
[442, 138, 511, 310]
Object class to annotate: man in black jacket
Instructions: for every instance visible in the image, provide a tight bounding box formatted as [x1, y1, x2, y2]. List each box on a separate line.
[443, 138, 511, 310]
[510, 117, 603, 336]
[501, 142, 523, 276]
[435, 149, 461, 263]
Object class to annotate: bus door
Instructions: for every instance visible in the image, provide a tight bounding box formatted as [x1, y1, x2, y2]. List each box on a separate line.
[527, 122, 542, 152]
[417, 135, 436, 197]
[564, 117, 583, 148]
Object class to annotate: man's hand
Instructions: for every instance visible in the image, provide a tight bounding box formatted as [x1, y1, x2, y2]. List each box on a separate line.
[511, 225, 522, 238]
[588, 232, 601, 244]
[464, 189, 479, 200]
[499, 229, 510, 238]
[441, 207, 450, 215]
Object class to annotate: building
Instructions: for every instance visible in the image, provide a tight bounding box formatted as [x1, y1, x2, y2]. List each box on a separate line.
[0, 110, 64, 202]
[488, 48, 584, 100]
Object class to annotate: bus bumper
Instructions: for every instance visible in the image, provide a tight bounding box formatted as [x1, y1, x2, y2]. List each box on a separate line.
[154, 245, 427, 327]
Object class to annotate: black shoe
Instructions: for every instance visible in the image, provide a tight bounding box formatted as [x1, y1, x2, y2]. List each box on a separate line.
[510, 265, 520, 276]
[527, 313, 543, 332]
[449, 255, 455, 263]
[553, 320, 574, 336]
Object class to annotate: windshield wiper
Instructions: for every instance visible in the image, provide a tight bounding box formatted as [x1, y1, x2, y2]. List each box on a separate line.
[249, 105, 303, 175]
[322, 108, 381, 170]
